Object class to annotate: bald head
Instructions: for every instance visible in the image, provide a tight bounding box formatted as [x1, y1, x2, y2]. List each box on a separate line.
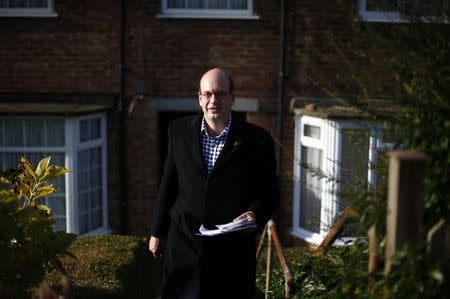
[199, 68, 234, 94]
[198, 68, 235, 131]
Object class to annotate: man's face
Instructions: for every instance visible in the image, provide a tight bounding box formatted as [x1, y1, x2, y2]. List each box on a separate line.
[198, 70, 235, 124]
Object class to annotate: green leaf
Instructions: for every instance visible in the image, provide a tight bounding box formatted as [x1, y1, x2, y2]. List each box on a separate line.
[20, 156, 38, 183]
[15, 206, 40, 222]
[33, 184, 57, 200]
[0, 191, 19, 211]
[40, 165, 70, 183]
[37, 204, 52, 217]
[35, 156, 51, 177]
[429, 268, 443, 283]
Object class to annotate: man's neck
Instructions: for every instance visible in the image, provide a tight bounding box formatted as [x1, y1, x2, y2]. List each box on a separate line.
[204, 116, 231, 137]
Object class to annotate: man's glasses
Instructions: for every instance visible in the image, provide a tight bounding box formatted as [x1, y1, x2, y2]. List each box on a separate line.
[198, 91, 231, 100]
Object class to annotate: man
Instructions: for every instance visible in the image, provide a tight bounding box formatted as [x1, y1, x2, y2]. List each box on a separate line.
[149, 68, 277, 299]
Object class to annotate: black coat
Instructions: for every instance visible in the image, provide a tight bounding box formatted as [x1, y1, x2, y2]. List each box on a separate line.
[151, 112, 277, 299]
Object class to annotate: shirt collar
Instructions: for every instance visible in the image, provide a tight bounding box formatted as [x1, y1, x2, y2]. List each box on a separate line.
[201, 115, 232, 138]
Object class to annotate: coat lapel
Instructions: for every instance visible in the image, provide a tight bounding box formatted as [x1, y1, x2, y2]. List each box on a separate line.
[211, 111, 244, 174]
[189, 113, 207, 176]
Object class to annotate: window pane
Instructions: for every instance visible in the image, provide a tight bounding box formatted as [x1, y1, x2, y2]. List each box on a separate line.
[78, 150, 90, 171]
[339, 130, 369, 212]
[46, 119, 65, 146]
[0, 120, 3, 146]
[366, 0, 398, 11]
[53, 218, 66, 232]
[91, 189, 102, 209]
[168, 0, 185, 8]
[304, 124, 321, 139]
[80, 118, 101, 142]
[4, 152, 23, 169]
[4, 120, 23, 146]
[9, 0, 27, 8]
[188, 0, 203, 8]
[29, 0, 48, 8]
[207, 0, 227, 9]
[90, 209, 102, 229]
[91, 167, 101, 187]
[80, 214, 89, 233]
[25, 120, 45, 146]
[79, 192, 89, 213]
[78, 146, 103, 233]
[230, 0, 247, 9]
[300, 146, 322, 233]
[90, 118, 101, 140]
[80, 119, 89, 142]
[23, 152, 45, 167]
[90, 147, 101, 166]
[79, 170, 89, 190]
[45, 196, 66, 216]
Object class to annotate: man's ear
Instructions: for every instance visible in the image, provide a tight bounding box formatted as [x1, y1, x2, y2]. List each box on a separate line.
[230, 92, 236, 105]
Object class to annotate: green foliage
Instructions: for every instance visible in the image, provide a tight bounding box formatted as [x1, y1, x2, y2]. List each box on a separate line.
[257, 244, 368, 299]
[289, 2, 450, 298]
[0, 156, 75, 297]
[45, 235, 163, 299]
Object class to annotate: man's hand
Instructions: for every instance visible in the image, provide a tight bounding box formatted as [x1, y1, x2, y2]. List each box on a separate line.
[234, 211, 256, 223]
[149, 236, 161, 258]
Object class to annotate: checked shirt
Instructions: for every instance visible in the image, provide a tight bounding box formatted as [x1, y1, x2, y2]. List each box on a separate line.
[200, 116, 232, 174]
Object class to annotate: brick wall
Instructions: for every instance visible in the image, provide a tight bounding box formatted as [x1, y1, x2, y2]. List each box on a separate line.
[0, 0, 119, 93]
[0, 0, 358, 244]
[123, 0, 282, 235]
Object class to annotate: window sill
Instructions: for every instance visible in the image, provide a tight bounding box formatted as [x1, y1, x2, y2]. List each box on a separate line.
[290, 228, 324, 245]
[156, 13, 260, 20]
[80, 227, 112, 236]
[0, 11, 58, 18]
[359, 13, 449, 23]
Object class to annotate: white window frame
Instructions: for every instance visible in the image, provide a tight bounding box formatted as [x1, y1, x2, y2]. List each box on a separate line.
[158, 0, 259, 19]
[67, 113, 109, 235]
[0, 113, 108, 235]
[292, 114, 383, 245]
[358, 0, 449, 22]
[0, 0, 57, 17]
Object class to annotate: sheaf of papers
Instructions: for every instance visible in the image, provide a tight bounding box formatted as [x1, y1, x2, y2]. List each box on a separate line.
[197, 218, 256, 236]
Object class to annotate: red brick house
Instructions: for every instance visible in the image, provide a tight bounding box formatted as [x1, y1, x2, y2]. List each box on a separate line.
[0, 0, 414, 245]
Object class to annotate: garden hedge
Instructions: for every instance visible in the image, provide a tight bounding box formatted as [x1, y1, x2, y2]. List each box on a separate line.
[45, 235, 162, 299]
[44, 235, 366, 299]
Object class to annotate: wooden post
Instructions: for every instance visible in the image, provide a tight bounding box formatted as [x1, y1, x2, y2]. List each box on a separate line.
[368, 225, 378, 274]
[384, 150, 427, 276]
[317, 205, 355, 253]
[256, 223, 268, 261]
[265, 223, 273, 299]
[268, 221, 294, 298]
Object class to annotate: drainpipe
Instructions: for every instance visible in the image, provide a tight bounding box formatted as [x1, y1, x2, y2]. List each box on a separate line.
[276, 0, 286, 179]
[118, 0, 128, 234]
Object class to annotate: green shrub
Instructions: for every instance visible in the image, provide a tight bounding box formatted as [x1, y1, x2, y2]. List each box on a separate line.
[45, 235, 162, 299]
[0, 156, 75, 297]
[257, 243, 367, 299]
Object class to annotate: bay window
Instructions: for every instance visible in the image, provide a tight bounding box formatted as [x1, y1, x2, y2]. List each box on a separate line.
[293, 114, 388, 245]
[0, 113, 108, 235]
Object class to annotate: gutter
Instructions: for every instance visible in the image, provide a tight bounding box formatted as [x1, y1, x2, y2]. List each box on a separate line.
[119, 0, 128, 234]
[276, 0, 286, 179]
